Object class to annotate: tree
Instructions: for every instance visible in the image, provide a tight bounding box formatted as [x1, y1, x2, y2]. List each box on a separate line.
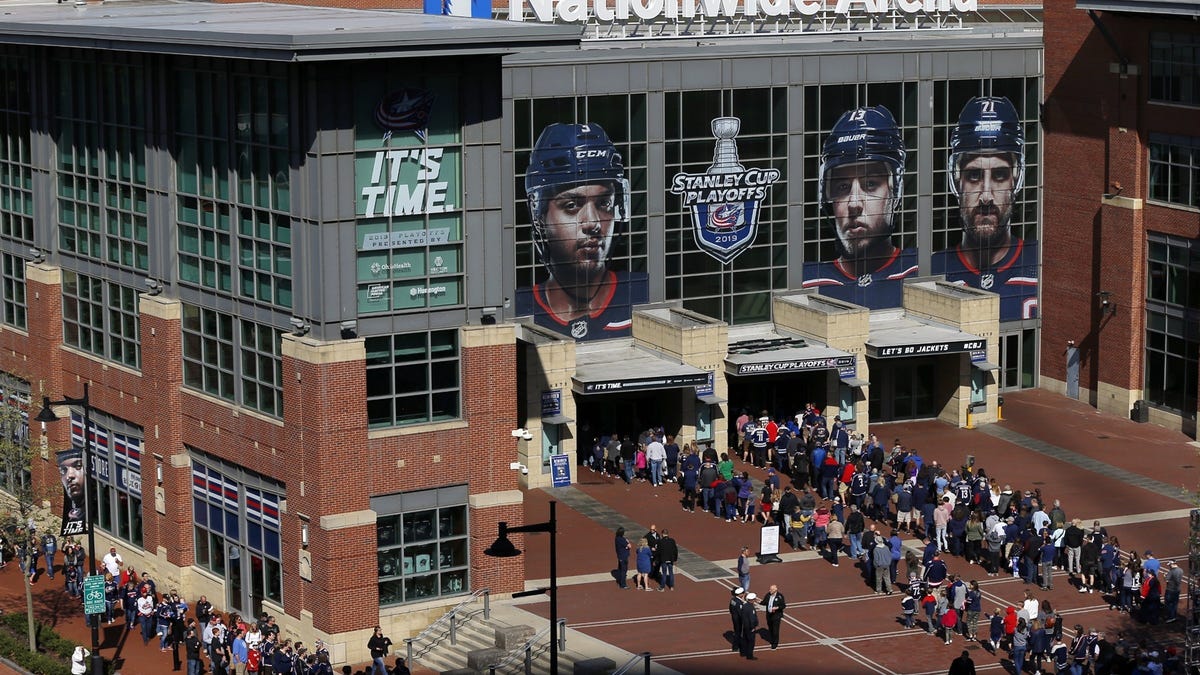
[0, 373, 49, 653]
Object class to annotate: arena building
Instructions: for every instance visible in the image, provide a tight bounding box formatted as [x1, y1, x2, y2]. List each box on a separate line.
[0, 0, 1041, 662]
[1041, 0, 1200, 437]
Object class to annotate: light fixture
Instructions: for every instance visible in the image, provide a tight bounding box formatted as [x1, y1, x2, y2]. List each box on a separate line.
[300, 521, 309, 548]
[156, 464, 163, 485]
[509, 461, 529, 476]
[481, 306, 498, 325]
[339, 320, 357, 340]
[1097, 291, 1116, 316]
[144, 278, 163, 296]
[29, 247, 44, 263]
[36, 384, 107, 675]
[485, 502, 560, 675]
[511, 428, 533, 441]
[289, 317, 311, 336]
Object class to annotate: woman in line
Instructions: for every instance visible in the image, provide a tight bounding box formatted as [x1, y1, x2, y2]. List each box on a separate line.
[634, 538, 653, 591]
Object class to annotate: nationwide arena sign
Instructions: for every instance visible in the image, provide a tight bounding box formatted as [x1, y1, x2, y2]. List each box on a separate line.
[508, 0, 977, 23]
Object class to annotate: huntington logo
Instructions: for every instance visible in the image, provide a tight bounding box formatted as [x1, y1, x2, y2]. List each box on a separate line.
[670, 117, 780, 263]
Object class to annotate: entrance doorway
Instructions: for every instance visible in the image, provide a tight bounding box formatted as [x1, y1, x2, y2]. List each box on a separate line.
[868, 358, 938, 421]
[726, 370, 828, 441]
[1000, 328, 1038, 390]
[575, 390, 679, 445]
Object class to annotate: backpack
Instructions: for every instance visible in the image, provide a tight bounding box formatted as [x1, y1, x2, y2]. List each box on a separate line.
[1140, 574, 1153, 599]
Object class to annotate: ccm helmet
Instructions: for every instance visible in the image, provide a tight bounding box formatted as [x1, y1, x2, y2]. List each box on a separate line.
[525, 123, 630, 273]
[818, 105, 907, 217]
[525, 123, 630, 225]
[948, 96, 1024, 197]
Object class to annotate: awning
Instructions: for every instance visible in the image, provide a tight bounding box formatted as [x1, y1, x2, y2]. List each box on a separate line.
[972, 361, 1000, 372]
[541, 414, 575, 425]
[725, 341, 856, 377]
[866, 313, 986, 359]
[697, 393, 727, 405]
[840, 376, 870, 387]
[573, 341, 710, 395]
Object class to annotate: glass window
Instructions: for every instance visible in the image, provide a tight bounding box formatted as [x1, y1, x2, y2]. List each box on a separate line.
[364, 330, 460, 428]
[0, 55, 33, 246]
[0, 375, 30, 497]
[1150, 33, 1200, 106]
[182, 304, 282, 417]
[376, 488, 468, 607]
[1148, 134, 1200, 209]
[72, 412, 143, 549]
[190, 453, 284, 609]
[55, 55, 149, 272]
[1144, 235, 1200, 417]
[1, 252, 26, 329]
[174, 63, 292, 310]
[62, 271, 140, 369]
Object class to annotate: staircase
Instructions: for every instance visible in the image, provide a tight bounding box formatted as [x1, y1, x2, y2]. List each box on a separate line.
[408, 603, 617, 675]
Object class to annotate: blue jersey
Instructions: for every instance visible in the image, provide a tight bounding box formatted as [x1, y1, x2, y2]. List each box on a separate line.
[931, 239, 1038, 321]
[802, 248, 918, 310]
[515, 271, 649, 341]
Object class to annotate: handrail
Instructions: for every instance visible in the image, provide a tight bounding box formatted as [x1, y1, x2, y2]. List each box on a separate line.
[404, 588, 490, 667]
[486, 618, 567, 675]
[612, 651, 652, 675]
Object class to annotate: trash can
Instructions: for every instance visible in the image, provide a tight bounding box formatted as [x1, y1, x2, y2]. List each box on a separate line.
[1131, 400, 1150, 423]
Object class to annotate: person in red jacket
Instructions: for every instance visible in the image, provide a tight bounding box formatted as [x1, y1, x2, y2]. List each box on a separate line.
[1002, 605, 1018, 651]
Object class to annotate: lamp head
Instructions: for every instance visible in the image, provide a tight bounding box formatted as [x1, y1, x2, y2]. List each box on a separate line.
[34, 397, 59, 423]
[484, 523, 522, 558]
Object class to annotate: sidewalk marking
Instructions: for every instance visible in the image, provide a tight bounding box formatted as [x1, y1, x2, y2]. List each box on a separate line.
[979, 425, 1193, 503]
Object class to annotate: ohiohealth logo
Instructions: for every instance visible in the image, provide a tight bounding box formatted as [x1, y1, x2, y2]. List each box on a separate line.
[670, 117, 780, 264]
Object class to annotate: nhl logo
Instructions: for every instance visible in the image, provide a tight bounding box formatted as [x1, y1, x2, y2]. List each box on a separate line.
[980, 273, 995, 290]
[670, 117, 781, 264]
[857, 274, 873, 288]
[570, 320, 588, 340]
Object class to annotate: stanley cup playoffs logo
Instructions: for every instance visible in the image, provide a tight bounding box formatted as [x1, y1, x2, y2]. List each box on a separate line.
[670, 117, 780, 263]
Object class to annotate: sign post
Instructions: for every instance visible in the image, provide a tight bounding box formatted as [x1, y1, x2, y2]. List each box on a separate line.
[82, 575, 106, 615]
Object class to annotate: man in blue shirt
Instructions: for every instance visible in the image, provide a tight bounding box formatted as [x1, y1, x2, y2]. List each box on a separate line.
[231, 628, 249, 675]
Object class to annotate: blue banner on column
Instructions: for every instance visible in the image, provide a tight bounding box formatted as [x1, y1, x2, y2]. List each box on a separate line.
[550, 454, 572, 488]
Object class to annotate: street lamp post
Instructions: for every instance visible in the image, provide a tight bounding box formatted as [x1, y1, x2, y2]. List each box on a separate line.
[484, 500, 558, 675]
[35, 383, 105, 675]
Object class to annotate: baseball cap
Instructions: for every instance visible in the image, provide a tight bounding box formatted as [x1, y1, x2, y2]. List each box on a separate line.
[1145, 550, 1153, 556]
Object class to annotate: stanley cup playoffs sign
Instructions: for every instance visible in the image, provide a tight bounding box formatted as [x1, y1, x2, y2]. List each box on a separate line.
[670, 117, 780, 264]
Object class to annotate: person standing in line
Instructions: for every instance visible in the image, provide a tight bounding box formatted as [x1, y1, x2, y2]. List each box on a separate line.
[736, 546, 751, 592]
[657, 529, 678, 592]
[760, 584, 786, 650]
[1164, 560, 1184, 623]
[185, 627, 204, 675]
[367, 626, 392, 675]
[231, 628, 249, 675]
[613, 527, 631, 589]
[739, 592, 760, 660]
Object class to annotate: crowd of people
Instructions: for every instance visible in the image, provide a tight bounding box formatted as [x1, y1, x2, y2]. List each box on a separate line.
[0, 528, 409, 675]
[605, 404, 1189, 674]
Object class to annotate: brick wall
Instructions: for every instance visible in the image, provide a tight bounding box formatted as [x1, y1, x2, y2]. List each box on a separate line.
[1042, 5, 1200, 402]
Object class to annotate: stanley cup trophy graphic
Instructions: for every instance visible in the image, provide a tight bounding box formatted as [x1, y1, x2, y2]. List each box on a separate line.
[670, 115, 780, 264]
[705, 117, 748, 234]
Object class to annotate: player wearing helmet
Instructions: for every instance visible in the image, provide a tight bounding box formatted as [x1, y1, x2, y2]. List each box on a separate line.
[933, 96, 1038, 320]
[802, 105, 918, 310]
[515, 122, 647, 340]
